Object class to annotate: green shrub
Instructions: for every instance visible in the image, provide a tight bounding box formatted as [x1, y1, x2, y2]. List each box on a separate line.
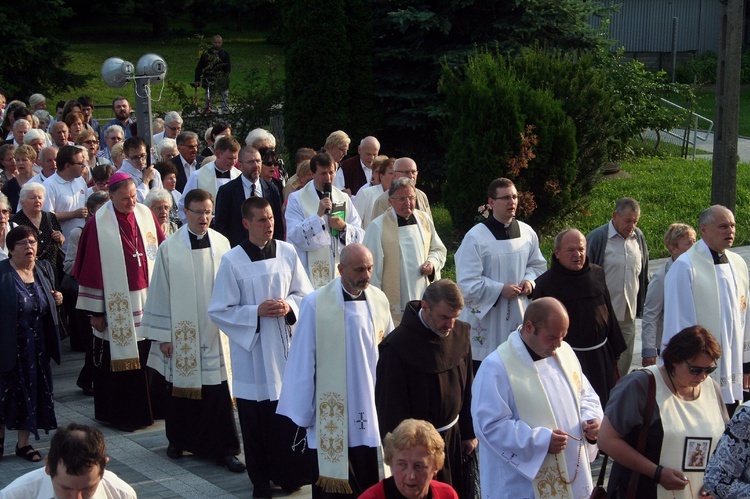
[441, 51, 578, 233]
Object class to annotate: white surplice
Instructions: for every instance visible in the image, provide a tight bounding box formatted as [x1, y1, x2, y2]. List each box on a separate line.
[141, 227, 230, 387]
[354, 184, 385, 229]
[276, 280, 395, 449]
[472, 331, 602, 499]
[455, 220, 547, 361]
[663, 239, 750, 403]
[363, 209, 446, 319]
[207, 240, 313, 401]
[285, 181, 364, 287]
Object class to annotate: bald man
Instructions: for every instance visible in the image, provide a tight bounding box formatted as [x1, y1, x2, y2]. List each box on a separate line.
[472, 297, 603, 498]
[663, 205, 750, 411]
[278, 244, 394, 497]
[369, 157, 431, 222]
[334, 136, 380, 196]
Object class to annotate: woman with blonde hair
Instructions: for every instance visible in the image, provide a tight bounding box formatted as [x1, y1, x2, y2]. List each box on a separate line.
[360, 419, 458, 499]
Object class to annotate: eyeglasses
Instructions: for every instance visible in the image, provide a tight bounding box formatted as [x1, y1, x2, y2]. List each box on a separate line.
[492, 195, 519, 201]
[83, 139, 99, 145]
[685, 361, 718, 376]
[242, 159, 262, 165]
[338, 147, 348, 156]
[185, 208, 212, 216]
[0, 209, 9, 215]
[263, 162, 280, 167]
[166, 125, 182, 132]
[129, 153, 147, 162]
[391, 196, 416, 204]
[16, 239, 38, 247]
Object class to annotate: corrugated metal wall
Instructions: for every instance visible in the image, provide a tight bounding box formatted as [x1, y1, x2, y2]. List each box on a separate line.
[591, 0, 724, 54]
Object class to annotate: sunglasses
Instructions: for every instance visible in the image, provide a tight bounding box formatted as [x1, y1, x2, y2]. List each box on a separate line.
[686, 361, 717, 375]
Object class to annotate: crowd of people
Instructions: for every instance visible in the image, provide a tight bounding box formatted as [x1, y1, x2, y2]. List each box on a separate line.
[1, 87, 750, 499]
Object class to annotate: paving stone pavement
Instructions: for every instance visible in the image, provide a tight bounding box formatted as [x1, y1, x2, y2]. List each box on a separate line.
[4, 246, 750, 497]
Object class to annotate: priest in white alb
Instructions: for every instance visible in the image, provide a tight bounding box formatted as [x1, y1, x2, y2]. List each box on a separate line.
[663, 205, 750, 411]
[363, 178, 446, 323]
[208, 196, 316, 496]
[285, 152, 364, 289]
[140, 188, 245, 473]
[455, 177, 547, 368]
[73, 172, 165, 431]
[472, 297, 602, 499]
[178, 135, 240, 223]
[277, 244, 394, 498]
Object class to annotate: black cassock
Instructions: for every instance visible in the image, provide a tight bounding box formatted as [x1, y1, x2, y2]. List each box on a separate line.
[376, 301, 474, 493]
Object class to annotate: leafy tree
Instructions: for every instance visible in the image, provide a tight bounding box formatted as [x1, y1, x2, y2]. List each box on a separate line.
[372, 0, 612, 185]
[0, 0, 89, 99]
[441, 52, 578, 232]
[279, 0, 351, 154]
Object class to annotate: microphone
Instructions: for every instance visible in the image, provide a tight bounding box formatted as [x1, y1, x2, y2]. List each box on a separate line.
[323, 183, 332, 215]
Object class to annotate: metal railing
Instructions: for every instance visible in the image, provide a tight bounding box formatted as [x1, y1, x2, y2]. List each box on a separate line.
[650, 98, 714, 160]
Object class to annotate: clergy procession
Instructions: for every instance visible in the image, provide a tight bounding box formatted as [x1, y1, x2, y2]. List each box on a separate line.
[2, 104, 750, 499]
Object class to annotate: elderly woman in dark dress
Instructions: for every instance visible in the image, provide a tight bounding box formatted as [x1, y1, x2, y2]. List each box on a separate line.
[0, 225, 62, 462]
[10, 182, 64, 285]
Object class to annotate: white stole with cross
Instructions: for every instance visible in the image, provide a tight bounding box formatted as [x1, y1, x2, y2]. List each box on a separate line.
[96, 202, 158, 371]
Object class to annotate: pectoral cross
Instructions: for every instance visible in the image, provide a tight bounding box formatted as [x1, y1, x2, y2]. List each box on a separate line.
[355, 412, 367, 430]
[133, 249, 144, 266]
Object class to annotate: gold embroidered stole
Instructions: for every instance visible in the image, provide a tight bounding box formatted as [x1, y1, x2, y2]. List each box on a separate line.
[497, 334, 580, 499]
[168, 229, 206, 398]
[381, 208, 431, 323]
[301, 182, 345, 288]
[652, 365, 725, 499]
[97, 202, 158, 371]
[314, 279, 390, 493]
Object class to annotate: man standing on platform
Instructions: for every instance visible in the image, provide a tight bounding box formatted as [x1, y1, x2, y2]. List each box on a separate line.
[376, 279, 476, 492]
[532, 228, 626, 407]
[586, 197, 649, 377]
[141, 188, 245, 473]
[278, 244, 394, 498]
[73, 172, 165, 431]
[472, 297, 603, 498]
[285, 152, 364, 289]
[193, 35, 231, 114]
[209, 196, 315, 497]
[455, 177, 547, 369]
[663, 205, 750, 412]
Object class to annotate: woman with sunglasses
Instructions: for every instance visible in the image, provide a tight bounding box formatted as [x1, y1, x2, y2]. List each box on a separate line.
[599, 326, 728, 498]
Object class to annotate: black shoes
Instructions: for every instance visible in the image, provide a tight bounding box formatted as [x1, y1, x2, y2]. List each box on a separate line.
[216, 455, 246, 473]
[252, 481, 272, 498]
[76, 379, 94, 396]
[166, 444, 183, 459]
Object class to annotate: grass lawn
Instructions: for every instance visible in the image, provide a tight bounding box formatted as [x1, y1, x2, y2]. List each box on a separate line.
[434, 155, 750, 281]
[670, 86, 750, 138]
[55, 29, 283, 120]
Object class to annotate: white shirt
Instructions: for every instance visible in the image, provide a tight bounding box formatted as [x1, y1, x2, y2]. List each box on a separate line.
[0, 467, 136, 499]
[42, 171, 87, 251]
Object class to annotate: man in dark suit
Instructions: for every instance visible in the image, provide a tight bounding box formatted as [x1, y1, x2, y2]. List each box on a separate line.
[333, 136, 380, 196]
[215, 146, 284, 246]
[171, 131, 203, 193]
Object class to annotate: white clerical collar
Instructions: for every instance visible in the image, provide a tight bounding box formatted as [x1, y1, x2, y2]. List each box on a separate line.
[187, 227, 208, 240]
[418, 309, 449, 338]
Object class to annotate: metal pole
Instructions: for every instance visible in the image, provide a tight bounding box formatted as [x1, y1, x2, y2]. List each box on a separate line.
[671, 17, 678, 82]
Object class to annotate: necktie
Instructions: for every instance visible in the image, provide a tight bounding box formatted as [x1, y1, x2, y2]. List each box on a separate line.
[250, 183, 256, 197]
